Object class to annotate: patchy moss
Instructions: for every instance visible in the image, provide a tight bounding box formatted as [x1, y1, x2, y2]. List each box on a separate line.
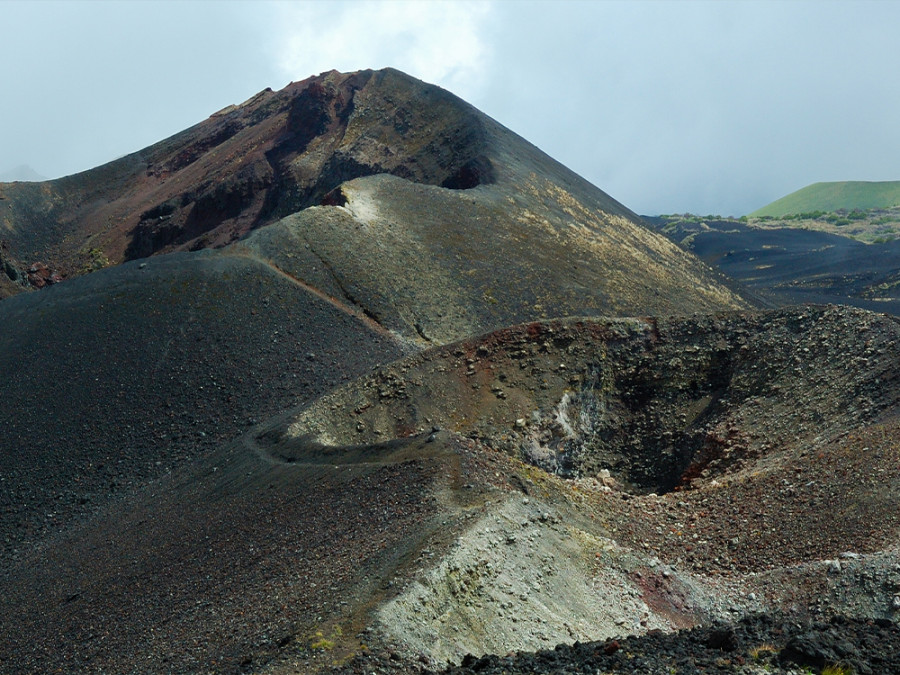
[309, 624, 343, 650]
[77, 247, 111, 275]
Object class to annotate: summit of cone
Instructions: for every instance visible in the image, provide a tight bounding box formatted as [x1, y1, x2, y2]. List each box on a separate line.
[0, 68, 754, 336]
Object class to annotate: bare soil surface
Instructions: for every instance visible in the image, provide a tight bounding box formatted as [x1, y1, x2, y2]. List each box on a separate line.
[0, 248, 408, 560]
[644, 215, 900, 316]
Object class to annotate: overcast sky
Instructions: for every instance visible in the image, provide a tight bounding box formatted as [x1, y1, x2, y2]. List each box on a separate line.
[2, 0, 898, 215]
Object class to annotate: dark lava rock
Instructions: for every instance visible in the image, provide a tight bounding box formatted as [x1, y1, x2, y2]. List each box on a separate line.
[354, 614, 900, 675]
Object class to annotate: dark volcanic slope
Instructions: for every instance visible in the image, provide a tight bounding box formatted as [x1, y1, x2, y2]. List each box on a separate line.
[0, 433, 458, 674]
[0, 249, 408, 558]
[1, 68, 861, 675]
[644, 216, 900, 316]
[3, 302, 899, 674]
[0, 68, 753, 328]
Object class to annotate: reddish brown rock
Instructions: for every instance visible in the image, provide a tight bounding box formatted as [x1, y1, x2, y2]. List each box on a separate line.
[26, 261, 62, 288]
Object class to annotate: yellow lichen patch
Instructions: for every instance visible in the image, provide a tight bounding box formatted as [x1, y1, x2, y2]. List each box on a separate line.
[309, 624, 343, 651]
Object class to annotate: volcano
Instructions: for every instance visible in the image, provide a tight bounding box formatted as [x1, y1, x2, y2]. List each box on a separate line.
[1, 70, 898, 675]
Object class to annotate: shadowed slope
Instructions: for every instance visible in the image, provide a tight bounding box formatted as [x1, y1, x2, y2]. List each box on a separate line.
[0, 432, 461, 673]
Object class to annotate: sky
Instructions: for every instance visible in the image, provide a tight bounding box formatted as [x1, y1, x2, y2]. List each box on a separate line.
[1, 0, 899, 216]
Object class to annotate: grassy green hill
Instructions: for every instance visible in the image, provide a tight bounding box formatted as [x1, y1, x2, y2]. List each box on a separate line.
[750, 180, 900, 217]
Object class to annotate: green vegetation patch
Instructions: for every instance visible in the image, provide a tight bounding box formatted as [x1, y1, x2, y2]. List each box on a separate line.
[654, 208, 900, 245]
[750, 181, 900, 217]
[77, 247, 111, 275]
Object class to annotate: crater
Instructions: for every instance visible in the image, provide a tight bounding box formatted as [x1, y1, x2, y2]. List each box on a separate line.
[279, 308, 900, 495]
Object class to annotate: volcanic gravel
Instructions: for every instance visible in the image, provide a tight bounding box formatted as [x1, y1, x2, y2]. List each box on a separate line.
[0, 250, 408, 560]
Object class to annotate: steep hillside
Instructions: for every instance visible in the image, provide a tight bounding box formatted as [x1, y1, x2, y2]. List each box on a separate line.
[0, 68, 753, 331]
[750, 180, 900, 216]
[4, 68, 896, 675]
[239, 171, 752, 346]
[0, 248, 409, 559]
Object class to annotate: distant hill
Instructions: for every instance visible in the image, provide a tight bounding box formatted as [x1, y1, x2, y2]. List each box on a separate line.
[750, 180, 900, 216]
[0, 164, 46, 182]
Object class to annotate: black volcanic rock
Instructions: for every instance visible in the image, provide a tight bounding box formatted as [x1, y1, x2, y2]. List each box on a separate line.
[644, 215, 900, 316]
[412, 615, 900, 675]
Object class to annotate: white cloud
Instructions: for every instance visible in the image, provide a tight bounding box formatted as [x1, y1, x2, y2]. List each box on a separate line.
[270, 0, 493, 103]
